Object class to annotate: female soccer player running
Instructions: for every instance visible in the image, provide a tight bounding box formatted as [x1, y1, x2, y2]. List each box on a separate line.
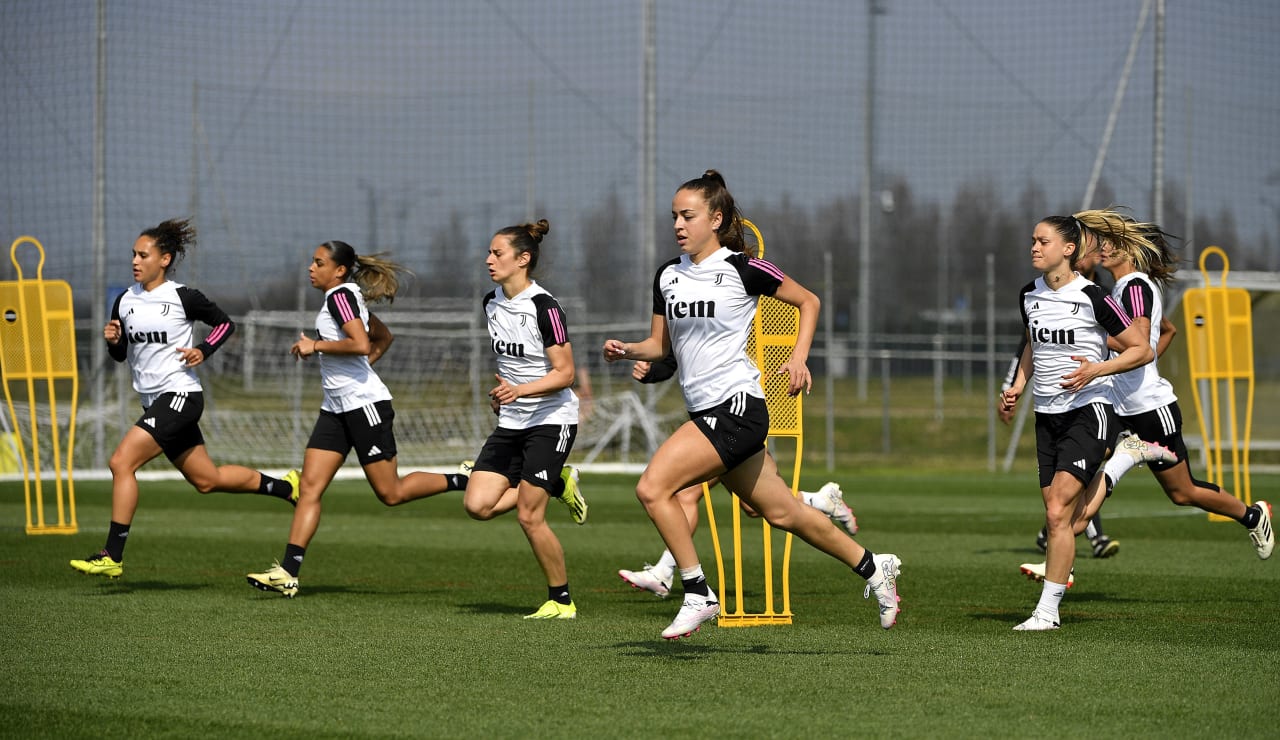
[1070, 214, 1271, 558]
[246, 241, 468, 597]
[461, 219, 589, 620]
[604, 170, 901, 640]
[70, 218, 298, 580]
[617, 357, 860, 598]
[1000, 214, 1157, 631]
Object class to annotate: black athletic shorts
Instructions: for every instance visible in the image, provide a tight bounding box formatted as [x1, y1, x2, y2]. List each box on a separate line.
[690, 391, 769, 472]
[1034, 402, 1118, 488]
[137, 391, 205, 461]
[306, 400, 397, 466]
[1119, 402, 1187, 473]
[474, 424, 577, 493]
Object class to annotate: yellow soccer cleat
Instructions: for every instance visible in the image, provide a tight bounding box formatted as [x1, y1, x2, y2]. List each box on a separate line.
[524, 600, 577, 620]
[283, 469, 301, 506]
[557, 465, 588, 525]
[70, 550, 123, 579]
[247, 562, 299, 598]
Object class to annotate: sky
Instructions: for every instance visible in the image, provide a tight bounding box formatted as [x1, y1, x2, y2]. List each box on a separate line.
[2, 0, 1277, 305]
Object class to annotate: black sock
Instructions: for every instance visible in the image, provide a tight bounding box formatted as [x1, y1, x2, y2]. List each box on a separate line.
[681, 573, 710, 598]
[549, 476, 565, 499]
[281, 543, 306, 577]
[105, 521, 130, 561]
[1104, 473, 1116, 497]
[1241, 504, 1261, 529]
[853, 549, 876, 579]
[444, 473, 467, 491]
[1090, 514, 1105, 538]
[548, 584, 571, 605]
[258, 473, 291, 500]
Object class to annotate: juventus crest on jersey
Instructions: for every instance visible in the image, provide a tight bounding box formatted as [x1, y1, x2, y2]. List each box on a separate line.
[1019, 273, 1131, 414]
[483, 280, 578, 429]
[109, 280, 233, 405]
[652, 247, 784, 412]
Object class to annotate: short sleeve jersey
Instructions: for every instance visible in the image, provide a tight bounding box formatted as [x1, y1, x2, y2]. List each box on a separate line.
[484, 281, 579, 429]
[109, 280, 234, 407]
[1019, 273, 1132, 414]
[315, 283, 392, 413]
[1109, 272, 1177, 416]
[652, 247, 784, 412]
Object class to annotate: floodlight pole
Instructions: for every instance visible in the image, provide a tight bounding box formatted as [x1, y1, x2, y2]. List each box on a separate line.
[92, 0, 107, 467]
[1152, 0, 1165, 225]
[857, 0, 885, 401]
[639, 0, 656, 320]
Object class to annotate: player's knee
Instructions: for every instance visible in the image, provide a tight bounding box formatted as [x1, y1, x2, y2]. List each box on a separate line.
[190, 479, 218, 495]
[371, 486, 403, 506]
[634, 478, 668, 508]
[463, 497, 494, 520]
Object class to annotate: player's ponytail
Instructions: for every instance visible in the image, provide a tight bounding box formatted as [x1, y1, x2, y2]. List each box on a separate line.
[321, 240, 412, 303]
[678, 169, 746, 253]
[495, 218, 551, 273]
[140, 218, 196, 272]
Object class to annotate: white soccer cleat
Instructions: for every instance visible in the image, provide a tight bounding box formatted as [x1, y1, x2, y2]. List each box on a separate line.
[1013, 613, 1060, 631]
[863, 553, 902, 629]
[618, 564, 673, 598]
[661, 590, 720, 640]
[458, 460, 475, 477]
[1248, 501, 1274, 560]
[1019, 562, 1075, 589]
[819, 482, 859, 536]
[1115, 431, 1177, 466]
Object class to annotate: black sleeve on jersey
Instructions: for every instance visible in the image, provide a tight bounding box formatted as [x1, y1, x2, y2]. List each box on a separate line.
[652, 257, 680, 317]
[1016, 281, 1036, 328]
[1117, 279, 1156, 321]
[1001, 334, 1028, 389]
[727, 252, 784, 296]
[532, 293, 571, 348]
[1083, 283, 1132, 337]
[324, 286, 362, 338]
[639, 352, 678, 384]
[177, 285, 235, 358]
[107, 291, 127, 363]
[482, 291, 495, 313]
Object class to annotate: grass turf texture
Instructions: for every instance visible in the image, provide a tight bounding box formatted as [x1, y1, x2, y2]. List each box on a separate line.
[2, 472, 1278, 738]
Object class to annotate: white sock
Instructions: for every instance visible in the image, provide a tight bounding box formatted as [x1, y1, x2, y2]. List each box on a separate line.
[1085, 520, 1099, 540]
[1103, 450, 1139, 485]
[679, 564, 704, 581]
[800, 490, 830, 513]
[1035, 579, 1067, 623]
[654, 550, 676, 575]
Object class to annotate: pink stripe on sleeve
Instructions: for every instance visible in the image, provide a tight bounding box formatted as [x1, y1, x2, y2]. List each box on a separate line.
[748, 257, 786, 281]
[336, 293, 356, 324]
[1104, 295, 1131, 326]
[205, 323, 231, 346]
[1128, 284, 1145, 318]
[549, 308, 567, 344]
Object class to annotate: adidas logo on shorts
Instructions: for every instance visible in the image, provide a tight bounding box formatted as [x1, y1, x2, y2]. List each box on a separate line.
[535, 470, 549, 481]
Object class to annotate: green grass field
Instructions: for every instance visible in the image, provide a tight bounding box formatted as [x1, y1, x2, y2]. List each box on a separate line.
[2, 471, 1278, 738]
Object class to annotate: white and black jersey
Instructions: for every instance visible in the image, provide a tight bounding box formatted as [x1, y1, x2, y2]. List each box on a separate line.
[315, 283, 392, 413]
[653, 247, 784, 413]
[108, 280, 233, 407]
[1019, 274, 1132, 414]
[484, 281, 578, 429]
[1110, 272, 1177, 416]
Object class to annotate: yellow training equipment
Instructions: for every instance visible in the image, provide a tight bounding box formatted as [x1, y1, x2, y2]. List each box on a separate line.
[0, 236, 79, 534]
[703, 219, 802, 626]
[1181, 246, 1254, 518]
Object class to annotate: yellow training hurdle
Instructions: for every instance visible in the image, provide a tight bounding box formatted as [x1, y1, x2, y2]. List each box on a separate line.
[704, 219, 803, 626]
[0, 236, 79, 534]
[1181, 246, 1255, 518]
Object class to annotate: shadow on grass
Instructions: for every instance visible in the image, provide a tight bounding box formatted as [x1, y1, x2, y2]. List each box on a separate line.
[81, 579, 205, 593]
[457, 600, 536, 617]
[612, 639, 893, 659]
